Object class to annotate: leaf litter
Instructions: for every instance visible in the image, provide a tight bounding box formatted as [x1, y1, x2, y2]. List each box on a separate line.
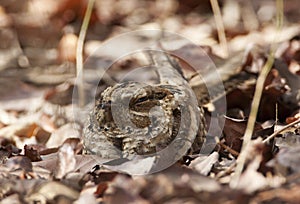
[0, 0, 300, 203]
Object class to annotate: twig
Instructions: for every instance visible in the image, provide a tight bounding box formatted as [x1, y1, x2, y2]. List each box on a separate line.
[230, 0, 284, 188]
[263, 118, 300, 144]
[76, 0, 96, 107]
[218, 141, 240, 157]
[216, 162, 236, 179]
[210, 0, 228, 58]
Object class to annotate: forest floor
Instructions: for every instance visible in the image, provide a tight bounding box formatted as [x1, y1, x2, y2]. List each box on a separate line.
[0, 0, 300, 203]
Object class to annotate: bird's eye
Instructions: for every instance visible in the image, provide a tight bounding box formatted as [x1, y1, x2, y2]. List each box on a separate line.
[136, 96, 148, 103]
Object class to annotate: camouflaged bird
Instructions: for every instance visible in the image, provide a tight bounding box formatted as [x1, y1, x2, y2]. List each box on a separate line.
[83, 50, 255, 160]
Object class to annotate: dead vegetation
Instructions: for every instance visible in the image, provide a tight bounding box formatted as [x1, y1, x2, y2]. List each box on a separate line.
[0, 0, 300, 203]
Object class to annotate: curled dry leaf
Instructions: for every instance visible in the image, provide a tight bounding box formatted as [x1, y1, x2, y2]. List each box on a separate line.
[282, 34, 300, 64]
[286, 111, 300, 124]
[189, 151, 219, 175]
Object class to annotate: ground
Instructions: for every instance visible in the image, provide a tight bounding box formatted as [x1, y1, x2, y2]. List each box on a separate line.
[0, 0, 300, 203]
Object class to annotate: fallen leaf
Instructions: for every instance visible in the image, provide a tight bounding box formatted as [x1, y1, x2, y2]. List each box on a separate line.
[46, 123, 81, 148]
[26, 181, 80, 203]
[55, 142, 76, 179]
[103, 156, 156, 175]
[189, 152, 219, 175]
[222, 116, 262, 153]
[33, 154, 107, 174]
[24, 144, 42, 162]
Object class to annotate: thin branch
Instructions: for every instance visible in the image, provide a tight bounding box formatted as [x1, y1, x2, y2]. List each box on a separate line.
[215, 136, 240, 157]
[210, 0, 229, 58]
[230, 53, 275, 188]
[263, 118, 300, 144]
[76, 0, 96, 107]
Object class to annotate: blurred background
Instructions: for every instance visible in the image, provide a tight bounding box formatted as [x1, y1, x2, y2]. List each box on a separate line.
[0, 0, 299, 71]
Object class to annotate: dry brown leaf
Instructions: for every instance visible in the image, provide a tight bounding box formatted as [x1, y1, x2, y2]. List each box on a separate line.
[222, 116, 262, 153]
[24, 144, 42, 162]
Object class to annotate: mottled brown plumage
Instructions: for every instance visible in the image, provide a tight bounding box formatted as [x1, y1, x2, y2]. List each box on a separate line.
[83, 50, 254, 160]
